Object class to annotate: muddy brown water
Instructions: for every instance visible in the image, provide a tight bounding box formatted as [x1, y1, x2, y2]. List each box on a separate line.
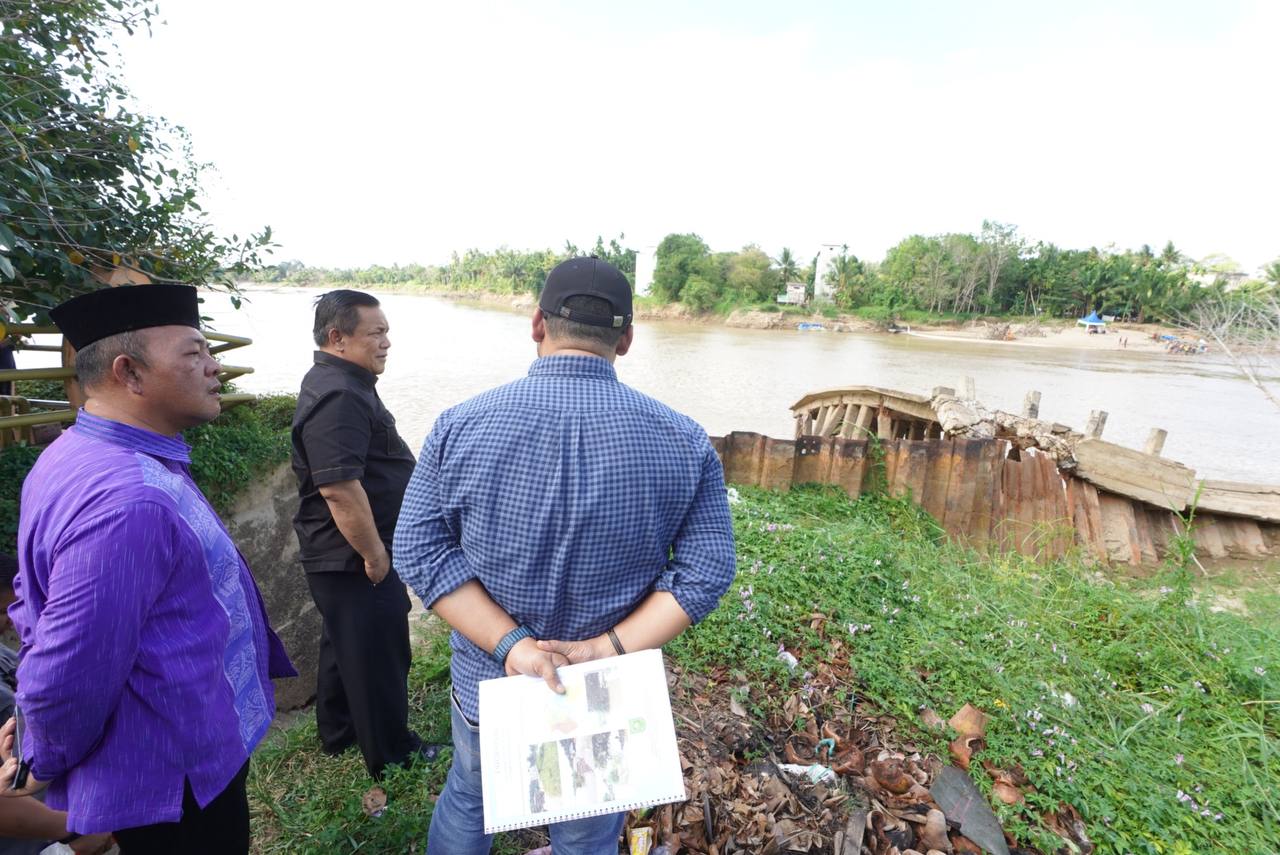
[171, 287, 1280, 485]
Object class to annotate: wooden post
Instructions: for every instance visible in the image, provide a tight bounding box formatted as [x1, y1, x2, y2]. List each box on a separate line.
[818, 404, 845, 437]
[1022, 390, 1041, 419]
[876, 410, 894, 440]
[1085, 409, 1108, 438]
[854, 405, 874, 436]
[961, 376, 976, 400]
[1144, 428, 1168, 457]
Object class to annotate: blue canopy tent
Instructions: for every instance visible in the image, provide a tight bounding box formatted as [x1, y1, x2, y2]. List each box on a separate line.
[1077, 311, 1106, 333]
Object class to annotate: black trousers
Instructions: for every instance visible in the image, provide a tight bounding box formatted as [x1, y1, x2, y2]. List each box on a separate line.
[114, 761, 249, 854]
[306, 567, 416, 778]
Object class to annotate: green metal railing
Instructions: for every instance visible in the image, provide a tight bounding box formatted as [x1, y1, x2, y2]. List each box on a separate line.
[0, 324, 255, 447]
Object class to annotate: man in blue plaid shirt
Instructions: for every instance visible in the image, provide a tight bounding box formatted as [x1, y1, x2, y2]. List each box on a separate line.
[394, 256, 736, 855]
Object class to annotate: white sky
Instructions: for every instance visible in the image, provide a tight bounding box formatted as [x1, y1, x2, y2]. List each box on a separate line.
[118, 0, 1280, 271]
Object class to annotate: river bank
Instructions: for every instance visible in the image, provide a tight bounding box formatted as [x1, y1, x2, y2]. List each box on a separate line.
[246, 486, 1280, 854]
[284, 283, 1187, 355]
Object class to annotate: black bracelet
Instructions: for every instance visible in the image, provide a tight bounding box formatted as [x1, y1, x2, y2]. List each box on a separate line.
[58, 832, 82, 845]
[606, 628, 626, 656]
[492, 625, 533, 667]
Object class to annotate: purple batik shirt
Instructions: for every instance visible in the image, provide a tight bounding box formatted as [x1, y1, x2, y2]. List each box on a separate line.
[9, 411, 296, 834]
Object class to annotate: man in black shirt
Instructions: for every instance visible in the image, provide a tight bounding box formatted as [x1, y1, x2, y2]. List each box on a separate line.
[291, 290, 432, 778]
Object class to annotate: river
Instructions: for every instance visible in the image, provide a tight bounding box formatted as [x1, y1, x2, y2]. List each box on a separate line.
[171, 286, 1273, 485]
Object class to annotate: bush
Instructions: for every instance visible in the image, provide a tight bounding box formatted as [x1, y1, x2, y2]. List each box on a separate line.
[187, 395, 297, 513]
[853, 304, 895, 323]
[0, 445, 43, 556]
[12, 379, 66, 402]
[680, 275, 719, 312]
[0, 394, 296, 553]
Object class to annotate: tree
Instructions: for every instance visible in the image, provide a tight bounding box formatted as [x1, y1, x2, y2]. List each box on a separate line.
[772, 247, 799, 284]
[680, 274, 719, 312]
[590, 235, 637, 284]
[1264, 259, 1280, 289]
[978, 220, 1021, 310]
[1182, 293, 1280, 413]
[0, 0, 272, 317]
[724, 245, 776, 303]
[1160, 241, 1186, 268]
[824, 246, 867, 308]
[652, 233, 709, 301]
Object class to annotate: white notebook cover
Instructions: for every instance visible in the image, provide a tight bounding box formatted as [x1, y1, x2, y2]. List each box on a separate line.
[478, 648, 687, 834]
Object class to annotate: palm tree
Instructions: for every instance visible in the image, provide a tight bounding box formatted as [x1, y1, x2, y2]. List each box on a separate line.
[1265, 260, 1280, 289]
[1160, 240, 1185, 268]
[825, 245, 864, 304]
[773, 247, 799, 284]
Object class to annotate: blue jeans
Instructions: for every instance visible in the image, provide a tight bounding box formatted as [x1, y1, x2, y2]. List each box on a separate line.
[427, 691, 626, 855]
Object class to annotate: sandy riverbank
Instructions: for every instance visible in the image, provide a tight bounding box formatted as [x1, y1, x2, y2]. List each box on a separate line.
[900, 321, 1186, 352]
[436, 290, 1190, 353]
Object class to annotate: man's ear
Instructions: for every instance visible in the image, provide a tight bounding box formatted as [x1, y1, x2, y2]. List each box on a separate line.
[327, 326, 345, 350]
[111, 353, 145, 393]
[614, 325, 634, 357]
[531, 309, 548, 344]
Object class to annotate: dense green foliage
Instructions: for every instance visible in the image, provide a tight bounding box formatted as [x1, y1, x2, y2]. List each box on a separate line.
[655, 225, 1274, 324]
[0, 0, 271, 318]
[187, 394, 295, 514]
[0, 395, 295, 553]
[247, 234, 636, 294]
[0, 442, 41, 556]
[249, 487, 1278, 854]
[259, 226, 1277, 327]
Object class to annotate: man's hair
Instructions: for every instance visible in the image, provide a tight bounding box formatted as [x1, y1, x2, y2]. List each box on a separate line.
[313, 290, 380, 347]
[74, 330, 149, 389]
[542, 295, 628, 350]
[0, 553, 17, 593]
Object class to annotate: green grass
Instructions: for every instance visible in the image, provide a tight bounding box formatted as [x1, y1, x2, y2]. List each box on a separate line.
[249, 486, 1279, 854]
[249, 622, 539, 854]
[676, 487, 1279, 855]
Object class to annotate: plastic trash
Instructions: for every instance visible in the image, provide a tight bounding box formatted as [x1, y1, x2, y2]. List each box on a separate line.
[777, 762, 838, 784]
[629, 826, 653, 854]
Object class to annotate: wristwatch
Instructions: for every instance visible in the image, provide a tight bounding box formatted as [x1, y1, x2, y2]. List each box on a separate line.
[492, 625, 533, 667]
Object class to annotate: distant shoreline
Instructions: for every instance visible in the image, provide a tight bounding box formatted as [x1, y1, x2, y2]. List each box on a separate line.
[235, 281, 1187, 353]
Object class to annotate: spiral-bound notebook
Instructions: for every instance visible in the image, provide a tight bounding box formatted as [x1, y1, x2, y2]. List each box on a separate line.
[478, 648, 687, 834]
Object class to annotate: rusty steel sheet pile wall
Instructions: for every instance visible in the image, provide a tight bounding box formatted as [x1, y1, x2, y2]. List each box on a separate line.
[712, 432, 1280, 566]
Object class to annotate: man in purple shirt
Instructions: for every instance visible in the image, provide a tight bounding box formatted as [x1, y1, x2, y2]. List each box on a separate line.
[0, 285, 295, 854]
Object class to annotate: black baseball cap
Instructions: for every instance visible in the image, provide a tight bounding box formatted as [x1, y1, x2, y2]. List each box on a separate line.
[538, 257, 633, 329]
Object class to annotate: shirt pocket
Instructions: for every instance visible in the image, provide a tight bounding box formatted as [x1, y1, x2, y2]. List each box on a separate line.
[377, 410, 406, 456]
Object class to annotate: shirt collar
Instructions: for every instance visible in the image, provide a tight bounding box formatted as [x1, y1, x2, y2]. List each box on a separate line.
[527, 354, 618, 382]
[313, 350, 377, 386]
[71, 409, 192, 463]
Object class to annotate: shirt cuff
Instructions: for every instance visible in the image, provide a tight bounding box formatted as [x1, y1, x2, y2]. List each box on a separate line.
[311, 465, 366, 487]
[407, 547, 478, 609]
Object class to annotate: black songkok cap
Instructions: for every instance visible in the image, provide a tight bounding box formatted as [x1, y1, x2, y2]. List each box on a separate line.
[538, 256, 633, 329]
[49, 284, 201, 350]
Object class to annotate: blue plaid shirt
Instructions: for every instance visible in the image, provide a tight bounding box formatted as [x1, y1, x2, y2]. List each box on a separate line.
[394, 354, 736, 721]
